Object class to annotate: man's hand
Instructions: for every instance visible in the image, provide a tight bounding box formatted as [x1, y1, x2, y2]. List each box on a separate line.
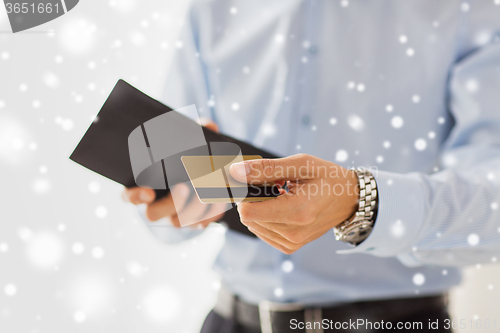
[229, 154, 359, 254]
[122, 119, 227, 229]
[121, 184, 227, 228]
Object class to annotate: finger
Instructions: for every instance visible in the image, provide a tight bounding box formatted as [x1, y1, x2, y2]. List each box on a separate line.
[189, 207, 226, 229]
[122, 187, 155, 205]
[246, 224, 297, 254]
[145, 184, 190, 221]
[175, 194, 222, 227]
[229, 154, 320, 184]
[237, 193, 300, 223]
[198, 118, 219, 133]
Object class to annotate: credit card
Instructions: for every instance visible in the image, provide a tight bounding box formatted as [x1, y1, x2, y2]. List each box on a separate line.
[181, 155, 280, 204]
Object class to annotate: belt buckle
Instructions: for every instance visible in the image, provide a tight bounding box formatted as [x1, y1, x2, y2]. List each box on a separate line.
[258, 300, 304, 333]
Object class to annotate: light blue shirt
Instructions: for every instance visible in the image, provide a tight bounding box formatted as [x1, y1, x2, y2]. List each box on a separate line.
[147, 0, 500, 305]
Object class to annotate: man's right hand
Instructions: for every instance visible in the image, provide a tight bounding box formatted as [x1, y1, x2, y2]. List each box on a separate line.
[121, 119, 227, 229]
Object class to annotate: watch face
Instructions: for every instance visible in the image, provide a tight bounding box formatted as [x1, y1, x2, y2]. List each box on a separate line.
[334, 221, 374, 245]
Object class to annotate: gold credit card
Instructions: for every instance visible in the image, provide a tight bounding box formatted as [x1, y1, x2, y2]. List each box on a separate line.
[181, 155, 280, 204]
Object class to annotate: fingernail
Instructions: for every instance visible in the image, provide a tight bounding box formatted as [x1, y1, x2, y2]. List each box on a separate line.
[232, 162, 250, 176]
[140, 191, 152, 202]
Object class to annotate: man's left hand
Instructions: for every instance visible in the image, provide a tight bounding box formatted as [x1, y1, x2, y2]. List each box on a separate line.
[229, 154, 359, 254]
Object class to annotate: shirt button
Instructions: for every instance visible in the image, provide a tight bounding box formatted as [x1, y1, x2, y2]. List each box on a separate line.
[309, 45, 318, 54]
[301, 115, 310, 126]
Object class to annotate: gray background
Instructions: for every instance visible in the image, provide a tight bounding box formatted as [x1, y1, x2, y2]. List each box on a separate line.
[0, 1, 499, 332]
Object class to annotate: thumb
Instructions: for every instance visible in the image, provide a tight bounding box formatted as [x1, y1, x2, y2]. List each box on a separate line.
[229, 154, 316, 184]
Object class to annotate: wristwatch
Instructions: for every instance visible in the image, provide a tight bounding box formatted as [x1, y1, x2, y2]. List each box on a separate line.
[333, 168, 378, 246]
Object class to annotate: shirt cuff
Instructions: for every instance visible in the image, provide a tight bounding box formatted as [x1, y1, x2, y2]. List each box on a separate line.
[336, 170, 426, 258]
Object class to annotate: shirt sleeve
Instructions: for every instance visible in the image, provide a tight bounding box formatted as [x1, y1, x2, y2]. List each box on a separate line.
[338, 36, 500, 267]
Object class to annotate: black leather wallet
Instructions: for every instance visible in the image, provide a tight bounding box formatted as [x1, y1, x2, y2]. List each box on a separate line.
[70, 79, 278, 237]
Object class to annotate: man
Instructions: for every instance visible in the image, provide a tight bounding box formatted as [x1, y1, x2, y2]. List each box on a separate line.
[123, 0, 500, 332]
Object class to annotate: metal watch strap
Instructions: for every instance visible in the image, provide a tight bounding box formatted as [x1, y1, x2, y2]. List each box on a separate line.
[333, 168, 377, 246]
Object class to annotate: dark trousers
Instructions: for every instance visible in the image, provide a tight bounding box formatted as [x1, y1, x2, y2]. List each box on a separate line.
[200, 307, 453, 333]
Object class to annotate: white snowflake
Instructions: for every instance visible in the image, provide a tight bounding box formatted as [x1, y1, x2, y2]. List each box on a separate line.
[275, 34, 284, 43]
[92, 247, 104, 259]
[383, 141, 391, 149]
[412, 95, 421, 103]
[460, 2, 470, 12]
[142, 286, 180, 323]
[391, 116, 404, 129]
[385, 104, 393, 112]
[376, 155, 384, 163]
[281, 260, 294, 273]
[88, 181, 101, 193]
[399, 35, 408, 44]
[466, 79, 479, 93]
[356, 83, 365, 92]
[27, 232, 64, 269]
[467, 233, 480, 246]
[127, 261, 146, 277]
[72, 243, 85, 255]
[347, 81, 355, 89]
[0, 243, 8, 253]
[443, 154, 457, 167]
[390, 220, 405, 238]
[95, 206, 108, 218]
[274, 287, 284, 297]
[412, 273, 425, 286]
[329, 117, 337, 125]
[73, 311, 86, 323]
[242, 66, 250, 74]
[4, 284, 17, 296]
[335, 150, 348, 162]
[61, 118, 74, 131]
[406, 48, 415, 57]
[33, 178, 51, 194]
[347, 115, 365, 131]
[231, 103, 240, 111]
[491, 202, 498, 210]
[414, 138, 427, 151]
[212, 280, 221, 290]
[262, 123, 277, 137]
[43, 72, 60, 88]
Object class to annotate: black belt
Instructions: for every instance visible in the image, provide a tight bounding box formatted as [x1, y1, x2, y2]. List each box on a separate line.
[214, 287, 448, 333]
